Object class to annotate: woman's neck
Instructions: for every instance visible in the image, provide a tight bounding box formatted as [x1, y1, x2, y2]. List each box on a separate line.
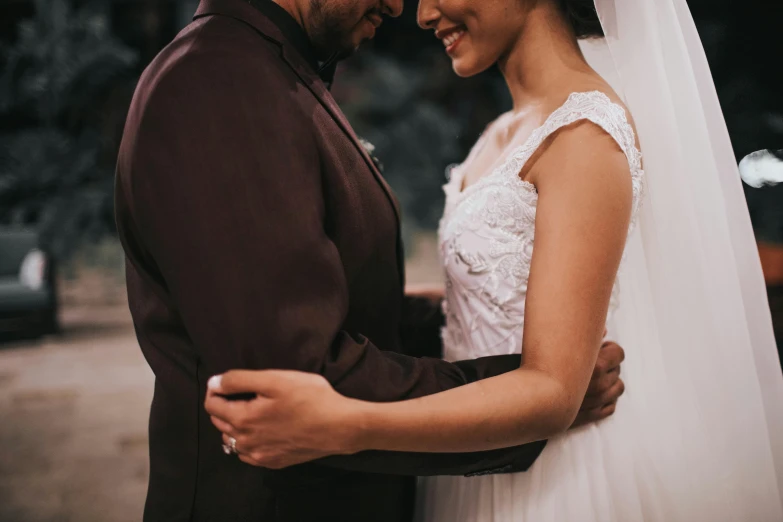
[498, 5, 595, 114]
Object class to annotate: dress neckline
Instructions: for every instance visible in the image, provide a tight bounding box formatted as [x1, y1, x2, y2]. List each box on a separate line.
[449, 90, 640, 206]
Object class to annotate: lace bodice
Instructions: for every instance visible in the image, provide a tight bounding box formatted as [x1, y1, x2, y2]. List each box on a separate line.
[438, 91, 645, 361]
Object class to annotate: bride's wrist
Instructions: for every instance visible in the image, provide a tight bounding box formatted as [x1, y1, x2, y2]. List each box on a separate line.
[343, 400, 405, 454]
[336, 398, 375, 455]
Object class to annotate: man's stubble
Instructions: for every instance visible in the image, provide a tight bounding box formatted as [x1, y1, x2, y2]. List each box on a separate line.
[307, 0, 370, 58]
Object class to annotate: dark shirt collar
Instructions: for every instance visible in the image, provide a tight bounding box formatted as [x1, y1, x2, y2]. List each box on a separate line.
[246, 0, 338, 88]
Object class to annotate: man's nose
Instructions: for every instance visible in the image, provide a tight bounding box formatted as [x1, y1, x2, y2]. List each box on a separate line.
[383, 0, 404, 18]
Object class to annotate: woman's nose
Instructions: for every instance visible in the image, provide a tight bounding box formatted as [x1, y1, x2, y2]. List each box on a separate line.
[416, 0, 440, 30]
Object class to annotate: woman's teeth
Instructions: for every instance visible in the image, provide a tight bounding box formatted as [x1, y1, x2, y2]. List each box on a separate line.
[443, 31, 465, 48]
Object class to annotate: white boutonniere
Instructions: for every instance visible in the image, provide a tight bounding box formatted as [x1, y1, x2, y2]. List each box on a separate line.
[359, 137, 384, 173]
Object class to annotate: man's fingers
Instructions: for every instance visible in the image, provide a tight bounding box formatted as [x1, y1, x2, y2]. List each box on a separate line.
[600, 340, 624, 360]
[581, 394, 602, 410]
[592, 401, 617, 421]
[572, 401, 612, 427]
[598, 341, 625, 368]
[583, 377, 625, 409]
[587, 367, 621, 395]
[574, 342, 625, 427]
[599, 378, 625, 405]
[591, 342, 622, 379]
[578, 399, 619, 425]
[600, 401, 617, 417]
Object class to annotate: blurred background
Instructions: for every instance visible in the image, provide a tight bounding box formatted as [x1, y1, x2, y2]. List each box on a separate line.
[0, 0, 780, 520]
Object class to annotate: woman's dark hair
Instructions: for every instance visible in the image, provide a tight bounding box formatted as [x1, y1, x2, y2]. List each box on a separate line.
[558, 0, 605, 39]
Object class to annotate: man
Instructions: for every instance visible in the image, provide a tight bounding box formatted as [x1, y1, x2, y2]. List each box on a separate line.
[114, 0, 625, 520]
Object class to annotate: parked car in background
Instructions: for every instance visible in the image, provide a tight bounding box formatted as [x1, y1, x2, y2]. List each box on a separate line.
[0, 228, 59, 339]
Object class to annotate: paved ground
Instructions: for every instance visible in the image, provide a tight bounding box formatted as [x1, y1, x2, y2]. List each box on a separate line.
[0, 234, 442, 522]
[0, 306, 152, 522]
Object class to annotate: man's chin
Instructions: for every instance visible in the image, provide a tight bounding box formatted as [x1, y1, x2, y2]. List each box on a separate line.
[346, 37, 367, 54]
[320, 39, 357, 61]
[349, 26, 379, 53]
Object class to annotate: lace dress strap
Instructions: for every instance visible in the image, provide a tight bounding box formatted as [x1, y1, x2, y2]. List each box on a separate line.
[498, 91, 645, 216]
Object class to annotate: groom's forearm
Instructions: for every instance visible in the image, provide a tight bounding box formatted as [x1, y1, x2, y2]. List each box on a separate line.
[317, 439, 547, 477]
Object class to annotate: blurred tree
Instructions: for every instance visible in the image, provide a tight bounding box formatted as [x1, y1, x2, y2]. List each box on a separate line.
[334, 46, 511, 243]
[346, 0, 781, 241]
[689, 0, 782, 161]
[0, 0, 138, 260]
[0, 0, 776, 260]
[335, 51, 458, 234]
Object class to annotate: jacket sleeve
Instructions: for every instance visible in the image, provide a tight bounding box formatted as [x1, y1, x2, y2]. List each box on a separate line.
[399, 294, 445, 359]
[130, 49, 545, 477]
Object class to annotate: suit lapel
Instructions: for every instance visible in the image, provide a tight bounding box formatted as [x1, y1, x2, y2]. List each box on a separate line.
[193, 0, 405, 287]
[278, 47, 402, 223]
[278, 49, 406, 288]
[193, 0, 401, 224]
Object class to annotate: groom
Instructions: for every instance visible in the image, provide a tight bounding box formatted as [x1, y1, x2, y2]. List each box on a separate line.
[114, 0, 626, 521]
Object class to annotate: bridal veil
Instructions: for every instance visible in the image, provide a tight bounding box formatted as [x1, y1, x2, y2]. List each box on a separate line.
[583, 0, 783, 516]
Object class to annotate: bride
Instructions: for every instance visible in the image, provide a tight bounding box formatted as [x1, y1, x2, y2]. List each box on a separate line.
[205, 0, 783, 519]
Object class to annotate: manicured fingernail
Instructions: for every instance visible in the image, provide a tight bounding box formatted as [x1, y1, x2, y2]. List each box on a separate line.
[208, 375, 222, 390]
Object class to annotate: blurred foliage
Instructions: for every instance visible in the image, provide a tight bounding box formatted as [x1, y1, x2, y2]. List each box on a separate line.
[690, 1, 783, 244]
[693, 14, 782, 161]
[333, 48, 510, 245]
[0, 0, 138, 260]
[334, 51, 459, 233]
[345, 0, 783, 240]
[0, 0, 778, 259]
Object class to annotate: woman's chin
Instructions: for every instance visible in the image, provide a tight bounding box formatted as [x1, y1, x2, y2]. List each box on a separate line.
[449, 51, 496, 78]
[451, 60, 483, 78]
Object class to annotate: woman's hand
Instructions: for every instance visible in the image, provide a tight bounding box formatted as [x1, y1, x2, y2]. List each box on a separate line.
[204, 370, 364, 469]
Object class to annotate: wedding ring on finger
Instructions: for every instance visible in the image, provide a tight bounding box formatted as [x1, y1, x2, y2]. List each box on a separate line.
[222, 436, 238, 455]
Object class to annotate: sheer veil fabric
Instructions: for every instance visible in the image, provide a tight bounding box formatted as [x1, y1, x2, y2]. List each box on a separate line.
[583, 0, 783, 516]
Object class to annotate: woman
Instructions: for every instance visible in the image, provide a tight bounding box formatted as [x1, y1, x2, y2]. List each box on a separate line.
[206, 0, 783, 519]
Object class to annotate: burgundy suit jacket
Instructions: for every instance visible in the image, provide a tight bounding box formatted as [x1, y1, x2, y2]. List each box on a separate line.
[114, 1, 545, 520]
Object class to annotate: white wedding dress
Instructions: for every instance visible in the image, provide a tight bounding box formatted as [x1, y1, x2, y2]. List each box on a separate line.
[415, 91, 783, 521]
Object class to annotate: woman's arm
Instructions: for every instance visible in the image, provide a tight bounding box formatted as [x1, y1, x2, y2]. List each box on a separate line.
[349, 122, 634, 453]
[205, 121, 632, 466]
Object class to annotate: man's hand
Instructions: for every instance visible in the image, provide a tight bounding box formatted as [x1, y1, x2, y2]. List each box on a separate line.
[571, 340, 625, 428]
[405, 283, 445, 305]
